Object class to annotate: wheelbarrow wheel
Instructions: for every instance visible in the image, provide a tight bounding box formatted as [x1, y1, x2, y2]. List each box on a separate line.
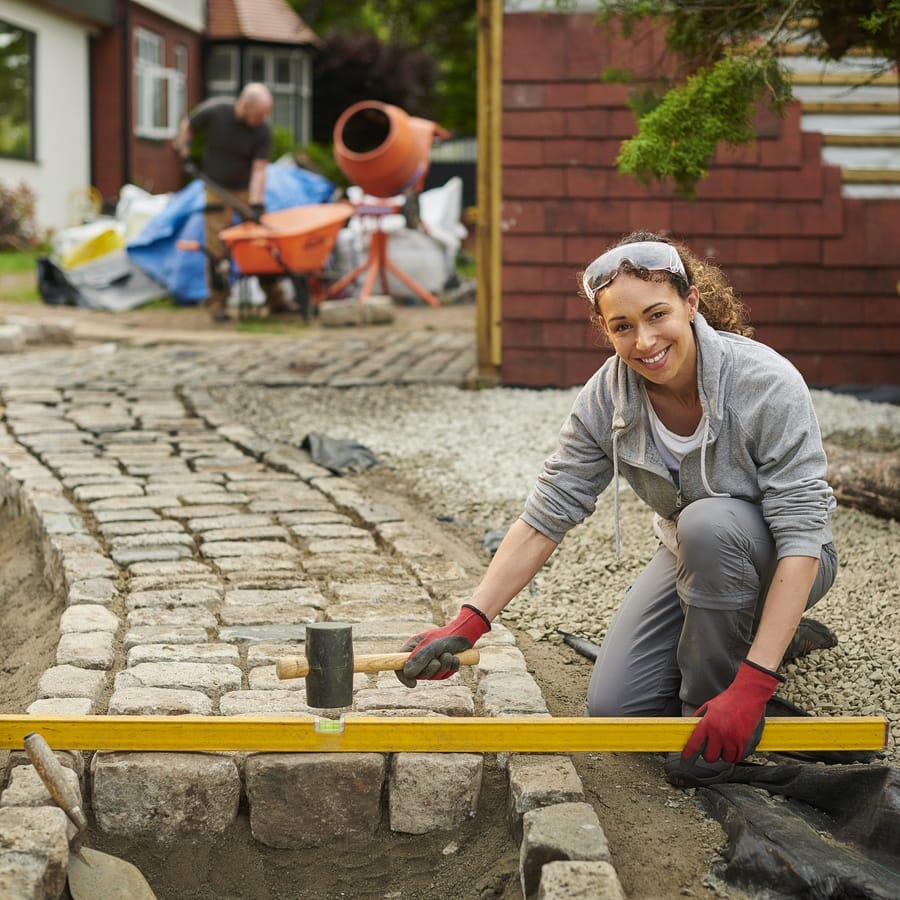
[290, 275, 313, 322]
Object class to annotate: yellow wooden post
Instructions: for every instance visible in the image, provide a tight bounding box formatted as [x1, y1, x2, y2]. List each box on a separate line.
[476, 0, 503, 381]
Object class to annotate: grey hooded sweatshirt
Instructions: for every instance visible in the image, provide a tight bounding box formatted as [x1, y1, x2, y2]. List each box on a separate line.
[521, 313, 835, 559]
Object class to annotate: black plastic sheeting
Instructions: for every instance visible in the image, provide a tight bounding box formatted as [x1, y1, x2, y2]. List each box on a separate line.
[301, 433, 379, 475]
[701, 764, 900, 899]
[557, 628, 898, 897]
[37, 252, 169, 311]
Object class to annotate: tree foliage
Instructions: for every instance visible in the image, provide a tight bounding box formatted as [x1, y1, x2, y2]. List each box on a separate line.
[294, 0, 477, 138]
[594, 1, 900, 194]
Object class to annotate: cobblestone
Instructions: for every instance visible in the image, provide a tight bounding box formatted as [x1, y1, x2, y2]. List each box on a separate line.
[0, 330, 613, 895]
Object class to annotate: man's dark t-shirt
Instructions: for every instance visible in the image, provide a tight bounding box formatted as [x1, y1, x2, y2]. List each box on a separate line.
[190, 97, 272, 190]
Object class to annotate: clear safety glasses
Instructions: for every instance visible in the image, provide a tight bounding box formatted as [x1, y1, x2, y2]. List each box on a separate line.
[582, 241, 687, 299]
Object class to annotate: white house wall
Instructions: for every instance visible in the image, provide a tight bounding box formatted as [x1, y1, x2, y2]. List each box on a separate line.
[0, 0, 92, 235]
[136, 0, 204, 34]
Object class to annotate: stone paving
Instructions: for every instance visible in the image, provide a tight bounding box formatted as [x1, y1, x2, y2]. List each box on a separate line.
[0, 326, 624, 899]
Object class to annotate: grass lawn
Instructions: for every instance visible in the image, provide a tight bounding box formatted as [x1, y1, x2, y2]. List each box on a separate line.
[0, 249, 41, 302]
[0, 249, 40, 274]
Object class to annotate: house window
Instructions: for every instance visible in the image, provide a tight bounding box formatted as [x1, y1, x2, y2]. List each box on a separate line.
[134, 27, 184, 139]
[0, 20, 35, 160]
[207, 45, 238, 98]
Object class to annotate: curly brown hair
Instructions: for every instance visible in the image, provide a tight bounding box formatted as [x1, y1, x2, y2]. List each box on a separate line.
[581, 231, 754, 338]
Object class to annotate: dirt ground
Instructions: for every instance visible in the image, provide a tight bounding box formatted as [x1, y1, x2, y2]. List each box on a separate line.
[0, 290, 747, 899]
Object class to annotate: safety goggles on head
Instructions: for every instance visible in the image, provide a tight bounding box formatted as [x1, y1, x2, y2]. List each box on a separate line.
[582, 241, 687, 299]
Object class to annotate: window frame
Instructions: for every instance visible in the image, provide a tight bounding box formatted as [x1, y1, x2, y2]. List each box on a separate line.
[0, 18, 36, 161]
[133, 26, 185, 140]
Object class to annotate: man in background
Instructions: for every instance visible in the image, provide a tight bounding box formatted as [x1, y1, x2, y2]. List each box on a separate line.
[176, 83, 298, 321]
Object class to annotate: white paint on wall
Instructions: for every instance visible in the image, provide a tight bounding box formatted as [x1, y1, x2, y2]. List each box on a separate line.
[136, 0, 205, 34]
[0, 0, 92, 235]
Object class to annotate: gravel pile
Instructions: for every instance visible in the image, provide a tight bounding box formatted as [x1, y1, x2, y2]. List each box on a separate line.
[213, 383, 900, 762]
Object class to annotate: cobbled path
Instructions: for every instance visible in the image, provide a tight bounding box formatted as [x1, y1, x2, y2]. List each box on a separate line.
[0, 328, 622, 899]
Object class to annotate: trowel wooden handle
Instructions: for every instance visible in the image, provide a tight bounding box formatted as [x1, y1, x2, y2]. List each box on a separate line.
[276, 648, 480, 680]
[23, 732, 88, 834]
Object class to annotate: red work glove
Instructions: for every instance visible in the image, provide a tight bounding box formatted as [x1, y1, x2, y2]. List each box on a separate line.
[682, 660, 784, 764]
[396, 605, 490, 688]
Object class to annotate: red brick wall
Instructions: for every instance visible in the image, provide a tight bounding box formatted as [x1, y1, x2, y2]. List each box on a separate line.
[500, 13, 900, 387]
[91, 2, 203, 205]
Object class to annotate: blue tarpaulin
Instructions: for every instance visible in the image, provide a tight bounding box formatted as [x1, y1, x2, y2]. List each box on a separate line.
[126, 164, 335, 304]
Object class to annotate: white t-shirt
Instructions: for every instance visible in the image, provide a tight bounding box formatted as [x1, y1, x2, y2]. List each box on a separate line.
[642, 387, 703, 554]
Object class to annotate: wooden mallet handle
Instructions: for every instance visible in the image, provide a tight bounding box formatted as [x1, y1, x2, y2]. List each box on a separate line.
[276, 648, 480, 680]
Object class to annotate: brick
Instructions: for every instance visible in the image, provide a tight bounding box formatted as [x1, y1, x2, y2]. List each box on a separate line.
[92, 752, 240, 840]
[504, 294, 568, 321]
[505, 83, 545, 109]
[504, 109, 566, 138]
[245, 753, 385, 848]
[502, 351, 566, 388]
[520, 802, 612, 900]
[389, 753, 483, 834]
[502, 139, 544, 167]
[506, 167, 566, 198]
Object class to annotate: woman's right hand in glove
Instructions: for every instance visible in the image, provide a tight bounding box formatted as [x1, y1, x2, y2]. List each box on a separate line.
[395, 604, 490, 687]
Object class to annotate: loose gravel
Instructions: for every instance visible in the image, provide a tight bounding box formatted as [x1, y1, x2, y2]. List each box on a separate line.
[212, 383, 900, 762]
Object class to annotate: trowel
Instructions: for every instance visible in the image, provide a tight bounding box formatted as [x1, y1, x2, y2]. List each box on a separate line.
[24, 732, 157, 900]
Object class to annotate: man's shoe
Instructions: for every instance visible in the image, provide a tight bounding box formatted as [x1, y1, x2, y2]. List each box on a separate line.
[783, 617, 837, 663]
[264, 289, 301, 315]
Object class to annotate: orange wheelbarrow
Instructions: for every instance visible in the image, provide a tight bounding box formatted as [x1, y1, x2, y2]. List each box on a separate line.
[219, 202, 354, 320]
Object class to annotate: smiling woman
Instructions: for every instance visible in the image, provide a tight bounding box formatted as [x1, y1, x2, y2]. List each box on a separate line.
[396, 229, 842, 790]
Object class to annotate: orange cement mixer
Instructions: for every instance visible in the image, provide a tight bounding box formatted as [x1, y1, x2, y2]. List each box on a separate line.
[333, 101, 450, 198]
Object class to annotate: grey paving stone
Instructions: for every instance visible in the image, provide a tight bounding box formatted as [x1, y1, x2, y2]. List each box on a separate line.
[59, 604, 119, 634]
[124, 626, 211, 649]
[245, 753, 385, 848]
[219, 690, 315, 716]
[187, 513, 275, 533]
[537, 861, 626, 900]
[73, 482, 145, 502]
[507, 755, 587, 843]
[354, 685, 475, 716]
[107, 686, 214, 716]
[0, 807, 69, 900]
[125, 587, 222, 610]
[114, 662, 242, 697]
[93, 508, 161, 523]
[109, 531, 193, 549]
[67, 577, 119, 606]
[112, 545, 194, 565]
[99, 518, 186, 536]
[219, 604, 320, 627]
[200, 540, 300, 559]
[56, 631, 116, 669]
[127, 606, 217, 629]
[201, 525, 290, 542]
[520, 803, 611, 900]
[127, 643, 239, 667]
[37, 665, 107, 703]
[224, 586, 326, 608]
[478, 672, 550, 717]
[92, 752, 240, 840]
[389, 753, 483, 834]
[26, 697, 95, 717]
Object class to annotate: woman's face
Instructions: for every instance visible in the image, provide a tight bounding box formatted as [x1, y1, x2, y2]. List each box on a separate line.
[596, 274, 699, 389]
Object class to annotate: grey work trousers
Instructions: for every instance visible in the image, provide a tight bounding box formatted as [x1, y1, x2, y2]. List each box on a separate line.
[585, 497, 838, 717]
